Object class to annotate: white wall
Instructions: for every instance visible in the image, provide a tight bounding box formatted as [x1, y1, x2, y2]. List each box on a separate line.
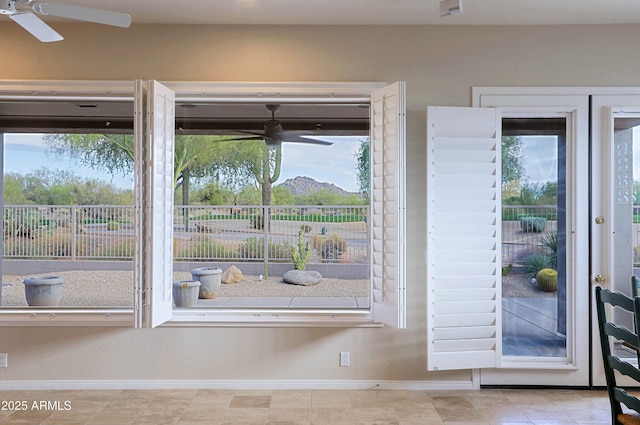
[0, 23, 639, 387]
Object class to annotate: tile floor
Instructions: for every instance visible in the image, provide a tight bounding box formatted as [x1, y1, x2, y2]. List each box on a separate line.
[0, 387, 617, 425]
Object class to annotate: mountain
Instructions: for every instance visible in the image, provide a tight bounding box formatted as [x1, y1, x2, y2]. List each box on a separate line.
[278, 176, 354, 197]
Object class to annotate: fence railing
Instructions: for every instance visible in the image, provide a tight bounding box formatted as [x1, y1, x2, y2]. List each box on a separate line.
[3, 205, 369, 265]
[502, 205, 557, 267]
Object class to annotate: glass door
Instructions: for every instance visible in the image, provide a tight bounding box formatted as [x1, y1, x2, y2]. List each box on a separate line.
[500, 117, 568, 359]
[477, 93, 590, 386]
[591, 95, 640, 386]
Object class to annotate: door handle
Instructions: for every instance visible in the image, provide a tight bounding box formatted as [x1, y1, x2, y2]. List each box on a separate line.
[595, 274, 606, 284]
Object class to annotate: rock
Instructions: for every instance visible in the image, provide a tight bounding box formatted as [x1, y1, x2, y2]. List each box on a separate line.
[221, 265, 244, 284]
[283, 270, 322, 286]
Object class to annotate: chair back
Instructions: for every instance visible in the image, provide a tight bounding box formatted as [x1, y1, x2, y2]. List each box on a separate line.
[595, 286, 640, 425]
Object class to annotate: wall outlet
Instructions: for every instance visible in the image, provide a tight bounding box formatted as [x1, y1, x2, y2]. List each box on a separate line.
[0, 353, 7, 368]
[340, 351, 350, 367]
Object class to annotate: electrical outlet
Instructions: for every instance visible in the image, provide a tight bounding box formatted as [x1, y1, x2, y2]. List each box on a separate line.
[0, 353, 7, 368]
[340, 351, 350, 367]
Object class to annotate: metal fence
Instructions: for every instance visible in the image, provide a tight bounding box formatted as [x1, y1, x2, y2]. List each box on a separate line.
[502, 205, 557, 267]
[3, 205, 369, 265]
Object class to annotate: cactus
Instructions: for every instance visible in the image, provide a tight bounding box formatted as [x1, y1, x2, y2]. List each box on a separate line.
[536, 268, 558, 292]
[291, 229, 311, 270]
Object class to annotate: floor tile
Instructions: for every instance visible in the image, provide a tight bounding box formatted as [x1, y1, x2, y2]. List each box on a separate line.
[0, 388, 621, 425]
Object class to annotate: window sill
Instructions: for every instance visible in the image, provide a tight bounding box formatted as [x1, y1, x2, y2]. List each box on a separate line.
[0, 309, 134, 326]
[166, 308, 383, 328]
[0, 308, 383, 328]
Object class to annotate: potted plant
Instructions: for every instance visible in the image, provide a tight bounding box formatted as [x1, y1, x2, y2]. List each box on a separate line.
[172, 280, 201, 307]
[191, 267, 222, 299]
[23, 276, 64, 306]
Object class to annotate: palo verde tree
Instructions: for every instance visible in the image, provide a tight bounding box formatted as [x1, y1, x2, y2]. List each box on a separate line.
[44, 134, 254, 203]
[44, 133, 285, 207]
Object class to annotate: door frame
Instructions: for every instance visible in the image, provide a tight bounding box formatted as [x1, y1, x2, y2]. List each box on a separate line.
[473, 88, 590, 386]
[590, 94, 640, 386]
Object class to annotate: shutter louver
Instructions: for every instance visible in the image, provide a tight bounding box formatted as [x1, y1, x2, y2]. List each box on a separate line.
[134, 80, 175, 328]
[371, 82, 406, 328]
[426, 106, 501, 371]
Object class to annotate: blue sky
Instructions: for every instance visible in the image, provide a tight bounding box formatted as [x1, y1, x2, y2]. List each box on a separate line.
[520, 136, 558, 184]
[3, 133, 365, 192]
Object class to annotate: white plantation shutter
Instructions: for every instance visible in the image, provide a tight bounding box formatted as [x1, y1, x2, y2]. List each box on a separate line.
[134, 80, 175, 328]
[426, 106, 500, 370]
[371, 82, 406, 328]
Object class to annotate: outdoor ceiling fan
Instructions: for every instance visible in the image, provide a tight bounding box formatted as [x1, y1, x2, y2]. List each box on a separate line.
[225, 104, 333, 147]
[0, 0, 131, 42]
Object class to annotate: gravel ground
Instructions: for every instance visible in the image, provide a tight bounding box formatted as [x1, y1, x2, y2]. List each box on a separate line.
[0, 270, 369, 307]
[503, 270, 557, 299]
[1, 268, 551, 307]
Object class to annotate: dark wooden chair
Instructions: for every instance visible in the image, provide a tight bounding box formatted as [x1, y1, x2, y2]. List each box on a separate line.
[596, 286, 640, 425]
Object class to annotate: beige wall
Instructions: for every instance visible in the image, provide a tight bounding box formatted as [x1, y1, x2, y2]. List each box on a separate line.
[0, 23, 639, 386]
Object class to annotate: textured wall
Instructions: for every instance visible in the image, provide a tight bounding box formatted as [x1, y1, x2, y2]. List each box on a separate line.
[0, 23, 639, 386]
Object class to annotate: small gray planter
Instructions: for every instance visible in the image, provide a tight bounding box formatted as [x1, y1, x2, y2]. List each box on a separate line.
[172, 280, 201, 307]
[23, 276, 64, 306]
[191, 267, 222, 299]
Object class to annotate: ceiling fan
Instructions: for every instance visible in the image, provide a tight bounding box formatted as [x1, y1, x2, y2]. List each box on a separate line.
[0, 0, 131, 42]
[225, 104, 333, 147]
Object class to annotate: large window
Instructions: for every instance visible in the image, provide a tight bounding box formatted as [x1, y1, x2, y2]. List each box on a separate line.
[0, 80, 407, 328]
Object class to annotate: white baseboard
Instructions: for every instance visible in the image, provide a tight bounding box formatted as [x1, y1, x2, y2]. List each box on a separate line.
[0, 379, 475, 391]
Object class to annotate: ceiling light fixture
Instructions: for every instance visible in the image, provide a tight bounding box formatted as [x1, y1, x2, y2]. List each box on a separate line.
[440, 0, 462, 17]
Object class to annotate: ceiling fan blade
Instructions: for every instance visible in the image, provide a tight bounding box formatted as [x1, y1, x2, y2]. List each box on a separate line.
[215, 136, 265, 142]
[273, 131, 333, 145]
[32, 2, 131, 28]
[10, 11, 63, 42]
[280, 136, 334, 146]
[228, 130, 266, 137]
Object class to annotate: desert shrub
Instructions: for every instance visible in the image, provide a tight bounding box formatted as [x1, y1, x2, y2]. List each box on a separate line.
[4, 215, 39, 239]
[311, 233, 348, 263]
[524, 253, 552, 278]
[238, 237, 290, 261]
[540, 230, 558, 269]
[107, 221, 120, 231]
[3, 238, 47, 257]
[181, 240, 236, 260]
[44, 232, 73, 258]
[96, 239, 134, 258]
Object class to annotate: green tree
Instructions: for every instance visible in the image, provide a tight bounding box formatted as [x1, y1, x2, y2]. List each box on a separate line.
[5, 168, 132, 206]
[502, 136, 527, 185]
[236, 186, 261, 205]
[355, 138, 370, 200]
[272, 185, 294, 205]
[3, 173, 30, 204]
[191, 181, 235, 205]
[44, 134, 283, 207]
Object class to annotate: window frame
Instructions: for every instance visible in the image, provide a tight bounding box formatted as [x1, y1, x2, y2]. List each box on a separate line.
[0, 79, 406, 328]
